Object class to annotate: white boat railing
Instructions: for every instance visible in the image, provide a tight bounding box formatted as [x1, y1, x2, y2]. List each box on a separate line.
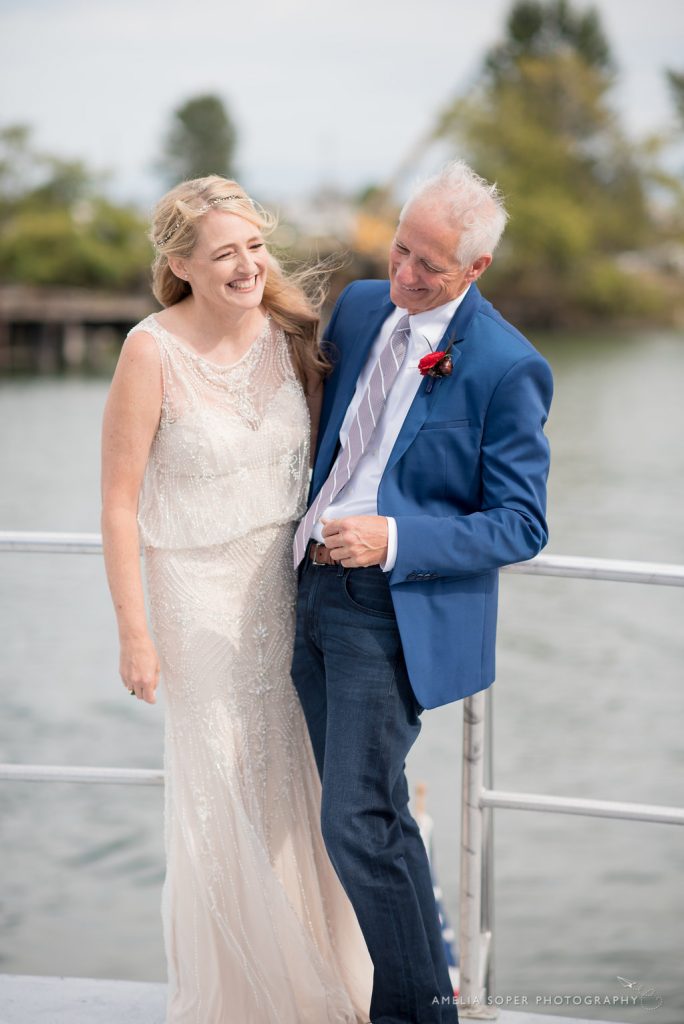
[0, 764, 164, 785]
[460, 555, 684, 1018]
[0, 530, 103, 554]
[2, 530, 684, 585]
[1, 530, 683, 1018]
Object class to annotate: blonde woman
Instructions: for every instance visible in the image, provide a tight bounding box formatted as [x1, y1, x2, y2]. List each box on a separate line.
[101, 177, 371, 1024]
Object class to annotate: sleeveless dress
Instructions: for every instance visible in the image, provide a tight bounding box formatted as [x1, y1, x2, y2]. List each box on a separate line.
[131, 314, 372, 1024]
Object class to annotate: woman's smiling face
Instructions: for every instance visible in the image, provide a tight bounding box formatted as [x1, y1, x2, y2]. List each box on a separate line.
[182, 209, 269, 311]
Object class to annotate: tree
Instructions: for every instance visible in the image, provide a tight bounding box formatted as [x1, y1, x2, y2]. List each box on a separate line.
[666, 69, 684, 128]
[433, 0, 665, 325]
[0, 125, 39, 204]
[160, 94, 237, 185]
[0, 125, 151, 290]
[484, 0, 612, 79]
[660, 68, 684, 237]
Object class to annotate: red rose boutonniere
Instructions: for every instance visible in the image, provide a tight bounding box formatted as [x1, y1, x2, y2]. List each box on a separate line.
[418, 340, 455, 378]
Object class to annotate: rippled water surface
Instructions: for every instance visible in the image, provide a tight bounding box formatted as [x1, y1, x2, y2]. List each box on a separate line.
[1, 330, 683, 1023]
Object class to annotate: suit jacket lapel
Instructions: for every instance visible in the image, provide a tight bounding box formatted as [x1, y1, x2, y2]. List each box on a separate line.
[313, 297, 394, 492]
[384, 284, 482, 478]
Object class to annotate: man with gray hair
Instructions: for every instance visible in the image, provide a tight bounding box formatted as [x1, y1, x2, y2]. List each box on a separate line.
[292, 160, 553, 1024]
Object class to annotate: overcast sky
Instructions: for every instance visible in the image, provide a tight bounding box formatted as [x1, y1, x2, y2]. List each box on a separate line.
[1, 0, 682, 208]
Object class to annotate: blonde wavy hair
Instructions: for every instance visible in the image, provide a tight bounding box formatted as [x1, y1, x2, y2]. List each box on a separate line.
[150, 176, 330, 391]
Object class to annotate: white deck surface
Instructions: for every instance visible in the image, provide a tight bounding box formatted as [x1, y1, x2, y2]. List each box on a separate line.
[0, 976, 166, 1024]
[0, 974, 621, 1024]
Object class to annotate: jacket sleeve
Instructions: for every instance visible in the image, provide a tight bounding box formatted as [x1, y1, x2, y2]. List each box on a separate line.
[389, 352, 553, 582]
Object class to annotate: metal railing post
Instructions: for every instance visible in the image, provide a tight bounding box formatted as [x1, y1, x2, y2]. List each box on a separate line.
[459, 691, 495, 1017]
[482, 688, 495, 1002]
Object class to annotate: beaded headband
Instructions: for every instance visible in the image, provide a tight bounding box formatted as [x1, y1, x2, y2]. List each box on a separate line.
[155, 194, 245, 248]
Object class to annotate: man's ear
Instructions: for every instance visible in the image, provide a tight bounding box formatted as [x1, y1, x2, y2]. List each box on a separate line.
[468, 254, 492, 283]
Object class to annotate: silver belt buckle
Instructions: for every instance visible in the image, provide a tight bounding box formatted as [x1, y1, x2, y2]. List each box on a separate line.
[311, 542, 324, 565]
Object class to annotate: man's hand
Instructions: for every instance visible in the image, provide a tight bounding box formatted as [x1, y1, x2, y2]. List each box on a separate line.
[321, 516, 389, 567]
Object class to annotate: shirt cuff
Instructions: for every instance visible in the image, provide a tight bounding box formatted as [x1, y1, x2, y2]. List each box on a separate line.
[380, 517, 397, 572]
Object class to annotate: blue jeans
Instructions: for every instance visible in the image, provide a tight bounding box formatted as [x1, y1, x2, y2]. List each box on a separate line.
[292, 559, 458, 1024]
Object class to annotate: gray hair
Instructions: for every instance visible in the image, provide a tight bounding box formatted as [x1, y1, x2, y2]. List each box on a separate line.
[400, 160, 508, 267]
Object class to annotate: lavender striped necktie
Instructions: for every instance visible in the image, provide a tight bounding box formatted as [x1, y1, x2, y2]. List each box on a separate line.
[293, 314, 411, 567]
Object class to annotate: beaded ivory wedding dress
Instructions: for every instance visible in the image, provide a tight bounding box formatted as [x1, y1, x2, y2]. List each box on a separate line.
[132, 314, 372, 1024]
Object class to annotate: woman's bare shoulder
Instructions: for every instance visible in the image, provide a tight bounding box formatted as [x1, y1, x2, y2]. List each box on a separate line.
[119, 327, 162, 372]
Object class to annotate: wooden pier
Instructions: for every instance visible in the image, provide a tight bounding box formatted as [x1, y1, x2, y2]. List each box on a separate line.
[0, 285, 155, 373]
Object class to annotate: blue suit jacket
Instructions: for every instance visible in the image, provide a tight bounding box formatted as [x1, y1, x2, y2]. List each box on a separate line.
[311, 280, 553, 709]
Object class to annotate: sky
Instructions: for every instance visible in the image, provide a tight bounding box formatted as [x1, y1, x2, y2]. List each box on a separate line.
[1, 0, 683, 209]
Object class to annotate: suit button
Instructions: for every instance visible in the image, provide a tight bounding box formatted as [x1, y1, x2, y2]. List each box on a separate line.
[407, 572, 417, 581]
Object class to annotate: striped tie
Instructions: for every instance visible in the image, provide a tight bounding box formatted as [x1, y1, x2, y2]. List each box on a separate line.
[293, 314, 411, 567]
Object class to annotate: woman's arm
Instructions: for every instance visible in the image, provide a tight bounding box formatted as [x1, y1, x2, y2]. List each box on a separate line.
[101, 331, 163, 704]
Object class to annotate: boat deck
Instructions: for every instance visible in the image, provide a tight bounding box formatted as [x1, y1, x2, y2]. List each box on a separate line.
[0, 974, 623, 1024]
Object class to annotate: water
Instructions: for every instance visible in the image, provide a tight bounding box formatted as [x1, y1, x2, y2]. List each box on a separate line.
[1, 331, 683, 1023]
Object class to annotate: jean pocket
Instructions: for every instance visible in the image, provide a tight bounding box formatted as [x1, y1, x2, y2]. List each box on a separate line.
[342, 569, 396, 619]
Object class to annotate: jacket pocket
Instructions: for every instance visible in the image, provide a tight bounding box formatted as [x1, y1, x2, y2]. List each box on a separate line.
[420, 418, 471, 430]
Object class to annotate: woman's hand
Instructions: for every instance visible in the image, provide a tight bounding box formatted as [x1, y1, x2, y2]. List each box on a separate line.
[120, 635, 160, 704]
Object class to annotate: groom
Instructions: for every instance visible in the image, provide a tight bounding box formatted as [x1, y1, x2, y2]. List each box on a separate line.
[291, 160, 552, 1024]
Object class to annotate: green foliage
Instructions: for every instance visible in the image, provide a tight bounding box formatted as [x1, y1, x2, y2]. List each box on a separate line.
[0, 124, 36, 201]
[0, 124, 151, 290]
[666, 69, 684, 127]
[485, 0, 613, 80]
[435, 0, 676, 325]
[0, 203, 151, 289]
[161, 94, 237, 185]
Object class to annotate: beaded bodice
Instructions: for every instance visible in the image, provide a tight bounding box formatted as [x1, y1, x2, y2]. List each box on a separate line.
[132, 314, 310, 549]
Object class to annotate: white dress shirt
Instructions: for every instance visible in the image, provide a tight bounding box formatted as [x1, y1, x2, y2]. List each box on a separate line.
[311, 288, 469, 570]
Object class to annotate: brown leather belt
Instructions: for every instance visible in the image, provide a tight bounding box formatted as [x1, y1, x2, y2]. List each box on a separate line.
[307, 541, 337, 566]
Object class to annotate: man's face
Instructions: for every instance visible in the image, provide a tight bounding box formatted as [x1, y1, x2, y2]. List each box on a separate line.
[388, 200, 490, 315]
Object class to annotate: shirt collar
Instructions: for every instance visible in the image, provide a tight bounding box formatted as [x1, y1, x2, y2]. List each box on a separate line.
[395, 285, 470, 350]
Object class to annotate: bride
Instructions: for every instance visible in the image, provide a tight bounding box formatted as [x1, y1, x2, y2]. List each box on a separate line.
[101, 176, 372, 1023]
